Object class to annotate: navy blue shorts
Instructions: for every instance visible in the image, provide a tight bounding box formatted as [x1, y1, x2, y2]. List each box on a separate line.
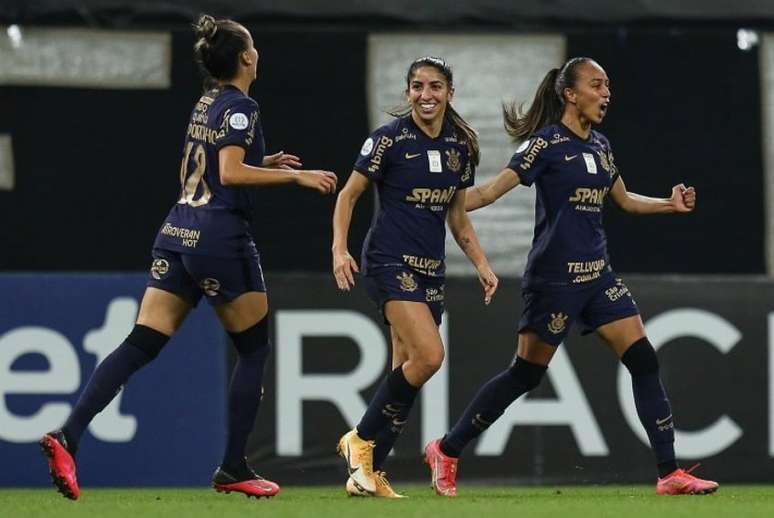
[362, 266, 445, 326]
[147, 247, 266, 306]
[519, 275, 639, 346]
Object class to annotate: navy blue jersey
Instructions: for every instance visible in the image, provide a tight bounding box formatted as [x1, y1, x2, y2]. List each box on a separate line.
[153, 85, 265, 258]
[507, 123, 619, 288]
[354, 116, 475, 277]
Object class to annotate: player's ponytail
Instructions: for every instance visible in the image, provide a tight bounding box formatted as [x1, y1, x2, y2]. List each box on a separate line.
[503, 68, 561, 142]
[503, 57, 593, 142]
[192, 14, 250, 86]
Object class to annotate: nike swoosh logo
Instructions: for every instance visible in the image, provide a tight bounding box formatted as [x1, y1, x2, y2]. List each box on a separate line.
[565, 154, 578, 161]
[655, 414, 673, 426]
[474, 413, 493, 425]
[346, 443, 363, 477]
[405, 153, 421, 159]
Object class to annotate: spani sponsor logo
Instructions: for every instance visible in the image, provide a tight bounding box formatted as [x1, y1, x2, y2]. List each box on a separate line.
[568, 187, 610, 205]
[405, 186, 457, 204]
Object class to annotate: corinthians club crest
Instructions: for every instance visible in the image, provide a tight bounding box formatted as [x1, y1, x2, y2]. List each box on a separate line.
[396, 272, 418, 292]
[445, 148, 461, 172]
[547, 312, 569, 335]
[596, 149, 611, 173]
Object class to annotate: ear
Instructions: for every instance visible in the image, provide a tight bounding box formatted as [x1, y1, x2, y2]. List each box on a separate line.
[448, 86, 455, 102]
[241, 51, 252, 66]
[564, 87, 576, 105]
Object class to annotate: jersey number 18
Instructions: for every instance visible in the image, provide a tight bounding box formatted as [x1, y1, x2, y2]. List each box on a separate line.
[177, 142, 212, 207]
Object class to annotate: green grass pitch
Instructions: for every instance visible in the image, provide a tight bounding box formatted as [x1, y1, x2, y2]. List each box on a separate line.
[2, 485, 773, 518]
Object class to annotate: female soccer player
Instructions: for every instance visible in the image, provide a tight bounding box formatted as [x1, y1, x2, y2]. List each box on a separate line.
[39, 14, 337, 500]
[332, 56, 498, 497]
[424, 57, 718, 496]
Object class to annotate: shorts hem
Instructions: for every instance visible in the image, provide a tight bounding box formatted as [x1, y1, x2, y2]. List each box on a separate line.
[146, 282, 201, 307]
[517, 324, 563, 347]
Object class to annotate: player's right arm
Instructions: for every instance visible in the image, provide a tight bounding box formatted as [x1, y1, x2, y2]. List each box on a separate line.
[218, 146, 337, 194]
[331, 171, 370, 291]
[465, 167, 522, 211]
[466, 134, 548, 211]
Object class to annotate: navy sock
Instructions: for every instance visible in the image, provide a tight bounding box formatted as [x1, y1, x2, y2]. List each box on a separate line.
[442, 357, 546, 457]
[63, 325, 169, 454]
[621, 337, 677, 478]
[372, 403, 411, 470]
[357, 366, 418, 441]
[222, 319, 271, 472]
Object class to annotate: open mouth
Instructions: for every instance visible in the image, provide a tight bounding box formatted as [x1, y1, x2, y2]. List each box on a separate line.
[599, 102, 609, 115]
[419, 102, 437, 114]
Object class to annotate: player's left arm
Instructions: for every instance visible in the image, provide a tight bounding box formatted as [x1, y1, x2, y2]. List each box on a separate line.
[608, 176, 696, 214]
[447, 188, 499, 304]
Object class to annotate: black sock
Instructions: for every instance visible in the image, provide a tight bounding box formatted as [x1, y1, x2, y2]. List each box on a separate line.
[62, 325, 169, 454]
[372, 403, 411, 470]
[658, 461, 679, 478]
[621, 337, 677, 478]
[633, 372, 677, 477]
[357, 366, 418, 441]
[442, 357, 546, 457]
[222, 319, 271, 472]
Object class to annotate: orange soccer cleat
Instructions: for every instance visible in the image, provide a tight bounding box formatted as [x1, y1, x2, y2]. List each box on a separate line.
[656, 464, 719, 495]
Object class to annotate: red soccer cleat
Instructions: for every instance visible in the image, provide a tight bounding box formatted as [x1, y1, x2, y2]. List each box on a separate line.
[39, 430, 80, 500]
[656, 464, 719, 495]
[212, 466, 280, 498]
[424, 438, 458, 497]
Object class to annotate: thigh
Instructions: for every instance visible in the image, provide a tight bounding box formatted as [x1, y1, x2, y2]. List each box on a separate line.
[136, 287, 193, 336]
[214, 291, 268, 333]
[384, 300, 444, 356]
[595, 314, 646, 358]
[580, 277, 644, 357]
[516, 330, 558, 366]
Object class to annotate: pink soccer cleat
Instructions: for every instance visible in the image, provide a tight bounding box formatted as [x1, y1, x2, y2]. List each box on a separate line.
[39, 430, 80, 500]
[424, 438, 458, 497]
[656, 464, 719, 495]
[212, 466, 280, 498]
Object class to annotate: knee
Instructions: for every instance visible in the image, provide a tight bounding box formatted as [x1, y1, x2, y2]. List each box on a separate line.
[412, 345, 445, 379]
[621, 337, 659, 376]
[508, 356, 547, 391]
[229, 317, 271, 360]
[125, 324, 170, 360]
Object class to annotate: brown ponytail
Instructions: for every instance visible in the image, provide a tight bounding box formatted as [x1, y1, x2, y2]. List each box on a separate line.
[503, 68, 561, 142]
[503, 57, 594, 142]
